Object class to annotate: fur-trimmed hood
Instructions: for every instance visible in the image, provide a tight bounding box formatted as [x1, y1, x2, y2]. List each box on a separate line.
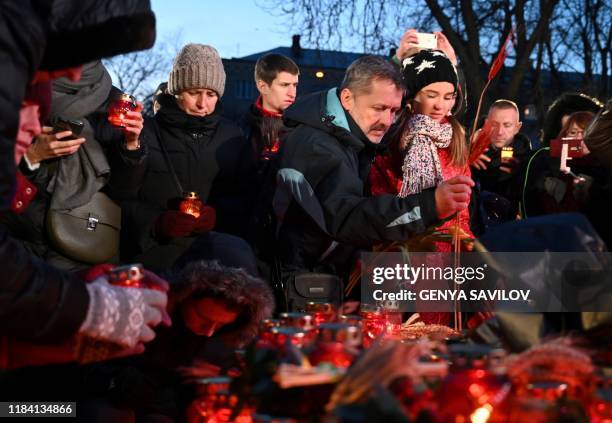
[168, 260, 274, 347]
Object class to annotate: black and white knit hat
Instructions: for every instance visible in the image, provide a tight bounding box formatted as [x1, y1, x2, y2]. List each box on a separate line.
[401, 49, 458, 99]
[168, 44, 226, 96]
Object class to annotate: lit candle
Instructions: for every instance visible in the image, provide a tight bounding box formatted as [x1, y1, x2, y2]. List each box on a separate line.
[108, 93, 137, 128]
[303, 302, 336, 326]
[108, 263, 144, 288]
[501, 146, 514, 163]
[180, 192, 203, 218]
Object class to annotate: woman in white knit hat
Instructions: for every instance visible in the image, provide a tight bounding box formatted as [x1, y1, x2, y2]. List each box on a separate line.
[121, 44, 259, 275]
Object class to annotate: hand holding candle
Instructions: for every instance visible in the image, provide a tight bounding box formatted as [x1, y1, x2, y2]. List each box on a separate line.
[154, 210, 198, 240]
[121, 101, 144, 149]
[108, 93, 138, 127]
[193, 206, 216, 234]
[179, 192, 204, 218]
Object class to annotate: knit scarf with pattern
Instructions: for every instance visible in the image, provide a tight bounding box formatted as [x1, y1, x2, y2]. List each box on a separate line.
[398, 113, 453, 197]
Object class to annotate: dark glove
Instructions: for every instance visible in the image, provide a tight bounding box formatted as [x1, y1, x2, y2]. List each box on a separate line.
[193, 206, 216, 234]
[154, 210, 197, 240]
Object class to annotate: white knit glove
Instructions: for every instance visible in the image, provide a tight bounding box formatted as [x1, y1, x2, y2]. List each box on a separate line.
[78, 277, 167, 348]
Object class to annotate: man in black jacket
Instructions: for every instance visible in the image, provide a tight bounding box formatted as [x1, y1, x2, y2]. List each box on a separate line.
[471, 99, 533, 230]
[274, 56, 473, 286]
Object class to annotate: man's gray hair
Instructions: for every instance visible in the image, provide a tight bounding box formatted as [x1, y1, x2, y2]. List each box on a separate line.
[340, 55, 405, 95]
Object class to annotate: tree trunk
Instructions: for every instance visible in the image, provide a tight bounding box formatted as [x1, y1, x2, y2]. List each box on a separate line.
[425, 0, 486, 119]
[506, 0, 560, 100]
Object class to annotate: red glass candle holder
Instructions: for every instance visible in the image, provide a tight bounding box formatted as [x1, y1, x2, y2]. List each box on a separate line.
[279, 312, 316, 332]
[436, 368, 509, 422]
[108, 93, 137, 127]
[338, 314, 363, 327]
[359, 305, 386, 347]
[308, 342, 354, 368]
[303, 302, 336, 326]
[108, 263, 165, 291]
[382, 301, 403, 339]
[316, 323, 361, 348]
[109, 263, 145, 288]
[589, 388, 612, 423]
[180, 192, 204, 218]
[190, 377, 253, 422]
[189, 377, 232, 422]
[257, 319, 281, 349]
[308, 323, 361, 368]
[268, 327, 311, 349]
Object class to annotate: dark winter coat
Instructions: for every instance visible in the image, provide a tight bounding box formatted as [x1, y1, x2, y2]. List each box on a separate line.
[274, 88, 440, 275]
[121, 94, 257, 267]
[238, 99, 289, 266]
[0, 0, 154, 342]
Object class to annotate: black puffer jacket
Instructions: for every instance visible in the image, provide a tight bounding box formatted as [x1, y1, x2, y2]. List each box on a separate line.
[121, 94, 257, 263]
[0, 0, 154, 342]
[275, 88, 439, 274]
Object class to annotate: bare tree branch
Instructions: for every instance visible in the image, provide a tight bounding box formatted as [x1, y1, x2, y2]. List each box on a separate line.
[103, 32, 183, 115]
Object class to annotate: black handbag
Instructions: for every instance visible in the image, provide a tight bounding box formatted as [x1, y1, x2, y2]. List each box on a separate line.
[284, 272, 344, 312]
[46, 191, 121, 264]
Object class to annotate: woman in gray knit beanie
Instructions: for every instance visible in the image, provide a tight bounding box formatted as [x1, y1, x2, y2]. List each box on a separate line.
[167, 43, 226, 117]
[122, 42, 258, 273]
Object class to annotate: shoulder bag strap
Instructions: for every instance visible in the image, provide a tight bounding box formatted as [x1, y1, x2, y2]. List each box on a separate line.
[152, 121, 184, 196]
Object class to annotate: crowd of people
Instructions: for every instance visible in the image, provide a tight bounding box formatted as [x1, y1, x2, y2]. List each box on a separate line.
[1, 2, 611, 421]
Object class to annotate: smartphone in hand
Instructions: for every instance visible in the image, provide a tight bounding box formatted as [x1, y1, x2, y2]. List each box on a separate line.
[416, 32, 437, 49]
[53, 117, 84, 140]
[550, 137, 584, 158]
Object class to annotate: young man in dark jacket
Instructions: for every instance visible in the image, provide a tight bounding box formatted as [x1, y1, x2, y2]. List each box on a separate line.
[274, 56, 474, 292]
[240, 54, 299, 274]
[240, 53, 299, 163]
